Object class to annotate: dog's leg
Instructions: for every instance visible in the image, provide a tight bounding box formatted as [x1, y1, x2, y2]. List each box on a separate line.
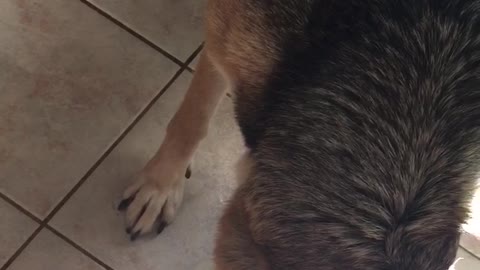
[119, 51, 226, 240]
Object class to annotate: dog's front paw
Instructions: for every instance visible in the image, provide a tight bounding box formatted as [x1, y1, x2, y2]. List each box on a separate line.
[118, 170, 188, 241]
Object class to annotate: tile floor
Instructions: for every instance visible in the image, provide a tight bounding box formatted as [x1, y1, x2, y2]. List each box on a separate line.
[0, 0, 479, 269]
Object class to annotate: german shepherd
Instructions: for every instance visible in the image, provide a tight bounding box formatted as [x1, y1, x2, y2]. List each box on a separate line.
[118, 1, 480, 269]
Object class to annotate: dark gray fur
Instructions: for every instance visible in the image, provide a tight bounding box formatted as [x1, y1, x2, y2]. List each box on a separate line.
[229, 0, 480, 269]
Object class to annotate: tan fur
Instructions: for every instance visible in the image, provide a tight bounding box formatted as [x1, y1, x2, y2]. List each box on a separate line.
[121, 49, 229, 234]
[203, 2, 282, 268]
[206, 0, 280, 89]
[122, 0, 281, 264]
[215, 188, 270, 270]
[203, 2, 283, 268]
[215, 149, 274, 270]
[235, 151, 255, 185]
[145, 51, 224, 179]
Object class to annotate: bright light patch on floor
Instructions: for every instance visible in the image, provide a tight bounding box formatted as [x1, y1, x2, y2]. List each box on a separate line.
[463, 184, 480, 237]
[449, 257, 463, 270]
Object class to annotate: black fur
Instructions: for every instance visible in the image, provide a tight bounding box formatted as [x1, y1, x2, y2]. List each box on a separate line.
[235, 0, 480, 269]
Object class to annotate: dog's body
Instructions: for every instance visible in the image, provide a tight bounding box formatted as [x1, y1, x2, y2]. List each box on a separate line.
[120, 1, 480, 269]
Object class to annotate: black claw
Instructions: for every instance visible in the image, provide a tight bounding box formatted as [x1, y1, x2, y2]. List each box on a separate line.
[126, 227, 132, 234]
[118, 196, 134, 211]
[185, 166, 192, 179]
[130, 231, 140, 241]
[157, 222, 167, 234]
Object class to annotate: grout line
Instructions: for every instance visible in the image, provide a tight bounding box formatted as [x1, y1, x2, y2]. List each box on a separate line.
[46, 225, 114, 270]
[0, 225, 43, 270]
[460, 231, 480, 261]
[460, 246, 480, 261]
[0, 193, 42, 224]
[79, 0, 184, 67]
[0, 44, 203, 270]
[184, 43, 204, 67]
[185, 43, 203, 73]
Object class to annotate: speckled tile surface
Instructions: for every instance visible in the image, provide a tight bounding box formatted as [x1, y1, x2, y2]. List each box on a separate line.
[0, 0, 178, 218]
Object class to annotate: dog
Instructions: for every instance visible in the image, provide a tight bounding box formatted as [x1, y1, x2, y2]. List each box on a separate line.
[118, 0, 480, 269]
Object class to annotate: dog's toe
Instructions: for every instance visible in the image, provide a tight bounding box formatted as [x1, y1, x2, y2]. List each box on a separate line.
[120, 175, 186, 240]
[129, 194, 166, 239]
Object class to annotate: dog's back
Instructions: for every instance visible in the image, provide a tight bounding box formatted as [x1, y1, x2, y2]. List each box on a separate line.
[215, 1, 480, 269]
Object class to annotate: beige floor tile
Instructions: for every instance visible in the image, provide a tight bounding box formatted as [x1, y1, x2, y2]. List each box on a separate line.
[50, 73, 244, 270]
[455, 248, 480, 270]
[0, 0, 178, 217]
[88, 0, 205, 61]
[461, 232, 480, 260]
[0, 199, 38, 266]
[7, 229, 104, 270]
[462, 184, 480, 257]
